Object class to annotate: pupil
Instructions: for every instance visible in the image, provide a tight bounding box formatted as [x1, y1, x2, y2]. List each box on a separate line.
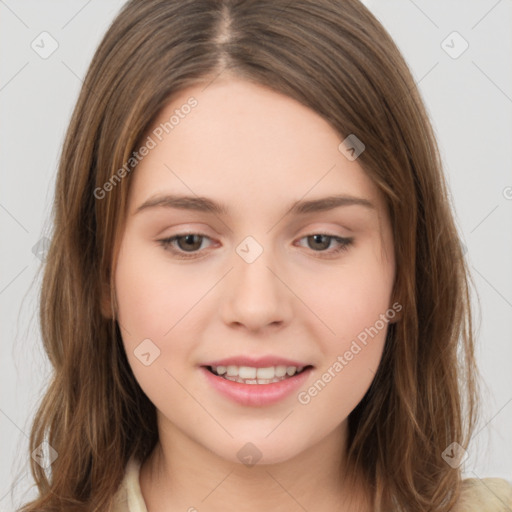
[311, 234, 329, 250]
[181, 234, 201, 251]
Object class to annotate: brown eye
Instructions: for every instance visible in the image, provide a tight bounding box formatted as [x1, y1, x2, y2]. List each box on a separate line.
[158, 233, 212, 258]
[174, 234, 204, 252]
[307, 234, 332, 251]
[296, 233, 354, 258]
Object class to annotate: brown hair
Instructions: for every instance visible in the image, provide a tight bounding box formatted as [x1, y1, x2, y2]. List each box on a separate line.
[18, 0, 479, 510]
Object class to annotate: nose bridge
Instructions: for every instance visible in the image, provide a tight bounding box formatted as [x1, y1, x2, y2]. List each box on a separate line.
[220, 234, 291, 330]
[234, 234, 281, 298]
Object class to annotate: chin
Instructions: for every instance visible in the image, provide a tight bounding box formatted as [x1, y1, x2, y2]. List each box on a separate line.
[204, 433, 311, 468]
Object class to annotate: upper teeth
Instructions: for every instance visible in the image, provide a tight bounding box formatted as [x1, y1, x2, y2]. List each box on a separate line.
[212, 365, 304, 379]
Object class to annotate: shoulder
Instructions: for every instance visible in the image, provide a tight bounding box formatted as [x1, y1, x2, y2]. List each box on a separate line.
[111, 455, 147, 512]
[451, 477, 512, 511]
[112, 477, 129, 512]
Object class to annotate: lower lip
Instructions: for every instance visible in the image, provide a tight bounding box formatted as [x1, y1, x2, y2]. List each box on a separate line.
[200, 366, 313, 407]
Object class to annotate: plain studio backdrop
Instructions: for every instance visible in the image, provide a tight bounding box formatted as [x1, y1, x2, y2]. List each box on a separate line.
[1, 1, 511, 510]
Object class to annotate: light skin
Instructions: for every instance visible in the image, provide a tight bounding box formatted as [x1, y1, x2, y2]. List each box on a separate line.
[109, 76, 397, 512]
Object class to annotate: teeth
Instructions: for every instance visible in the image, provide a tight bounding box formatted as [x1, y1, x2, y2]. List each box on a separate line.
[256, 367, 274, 379]
[286, 366, 297, 376]
[226, 365, 238, 376]
[239, 366, 257, 379]
[275, 365, 287, 377]
[210, 364, 307, 382]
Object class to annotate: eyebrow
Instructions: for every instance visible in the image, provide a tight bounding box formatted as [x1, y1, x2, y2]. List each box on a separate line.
[134, 193, 375, 216]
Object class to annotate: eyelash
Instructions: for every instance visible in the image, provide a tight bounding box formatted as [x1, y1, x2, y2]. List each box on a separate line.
[157, 233, 354, 260]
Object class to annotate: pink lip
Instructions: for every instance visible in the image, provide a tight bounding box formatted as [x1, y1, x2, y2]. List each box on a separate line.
[200, 366, 313, 407]
[202, 356, 310, 368]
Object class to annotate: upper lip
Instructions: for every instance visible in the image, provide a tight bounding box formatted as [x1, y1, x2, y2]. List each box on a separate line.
[202, 356, 312, 368]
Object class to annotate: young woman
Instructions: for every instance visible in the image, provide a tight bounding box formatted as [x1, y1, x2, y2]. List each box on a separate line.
[18, 1, 512, 511]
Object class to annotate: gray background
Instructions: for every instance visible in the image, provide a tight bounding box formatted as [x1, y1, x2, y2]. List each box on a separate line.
[1, 1, 511, 509]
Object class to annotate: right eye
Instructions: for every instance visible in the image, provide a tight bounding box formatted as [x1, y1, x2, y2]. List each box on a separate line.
[157, 233, 215, 259]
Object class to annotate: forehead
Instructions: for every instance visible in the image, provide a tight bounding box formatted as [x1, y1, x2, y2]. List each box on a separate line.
[128, 77, 385, 218]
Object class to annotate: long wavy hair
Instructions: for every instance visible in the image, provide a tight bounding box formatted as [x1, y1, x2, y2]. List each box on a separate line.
[18, 0, 480, 510]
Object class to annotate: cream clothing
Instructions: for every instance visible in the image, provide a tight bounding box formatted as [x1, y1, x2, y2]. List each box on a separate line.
[112, 455, 512, 512]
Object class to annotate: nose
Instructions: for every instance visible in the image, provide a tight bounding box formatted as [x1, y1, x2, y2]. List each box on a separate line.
[219, 241, 293, 333]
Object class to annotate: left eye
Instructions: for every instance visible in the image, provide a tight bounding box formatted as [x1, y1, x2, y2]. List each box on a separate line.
[296, 234, 353, 256]
[157, 233, 353, 259]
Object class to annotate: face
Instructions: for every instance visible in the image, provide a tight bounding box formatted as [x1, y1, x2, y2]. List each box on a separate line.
[112, 76, 396, 465]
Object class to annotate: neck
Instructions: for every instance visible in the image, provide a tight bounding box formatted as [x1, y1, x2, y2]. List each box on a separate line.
[139, 418, 372, 512]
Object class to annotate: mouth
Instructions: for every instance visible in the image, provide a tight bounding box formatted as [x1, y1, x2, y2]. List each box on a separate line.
[203, 364, 314, 385]
[201, 363, 314, 406]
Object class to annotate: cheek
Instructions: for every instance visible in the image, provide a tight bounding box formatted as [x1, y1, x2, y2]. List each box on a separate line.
[294, 243, 393, 408]
[113, 239, 204, 408]
[297, 289, 391, 417]
[114, 237, 209, 342]
[114, 237, 220, 396]
[303, 244, 394, 344]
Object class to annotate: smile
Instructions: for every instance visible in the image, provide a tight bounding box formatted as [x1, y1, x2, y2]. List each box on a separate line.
[201, 364, 314, 407]
[207, 364, 309, 384]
